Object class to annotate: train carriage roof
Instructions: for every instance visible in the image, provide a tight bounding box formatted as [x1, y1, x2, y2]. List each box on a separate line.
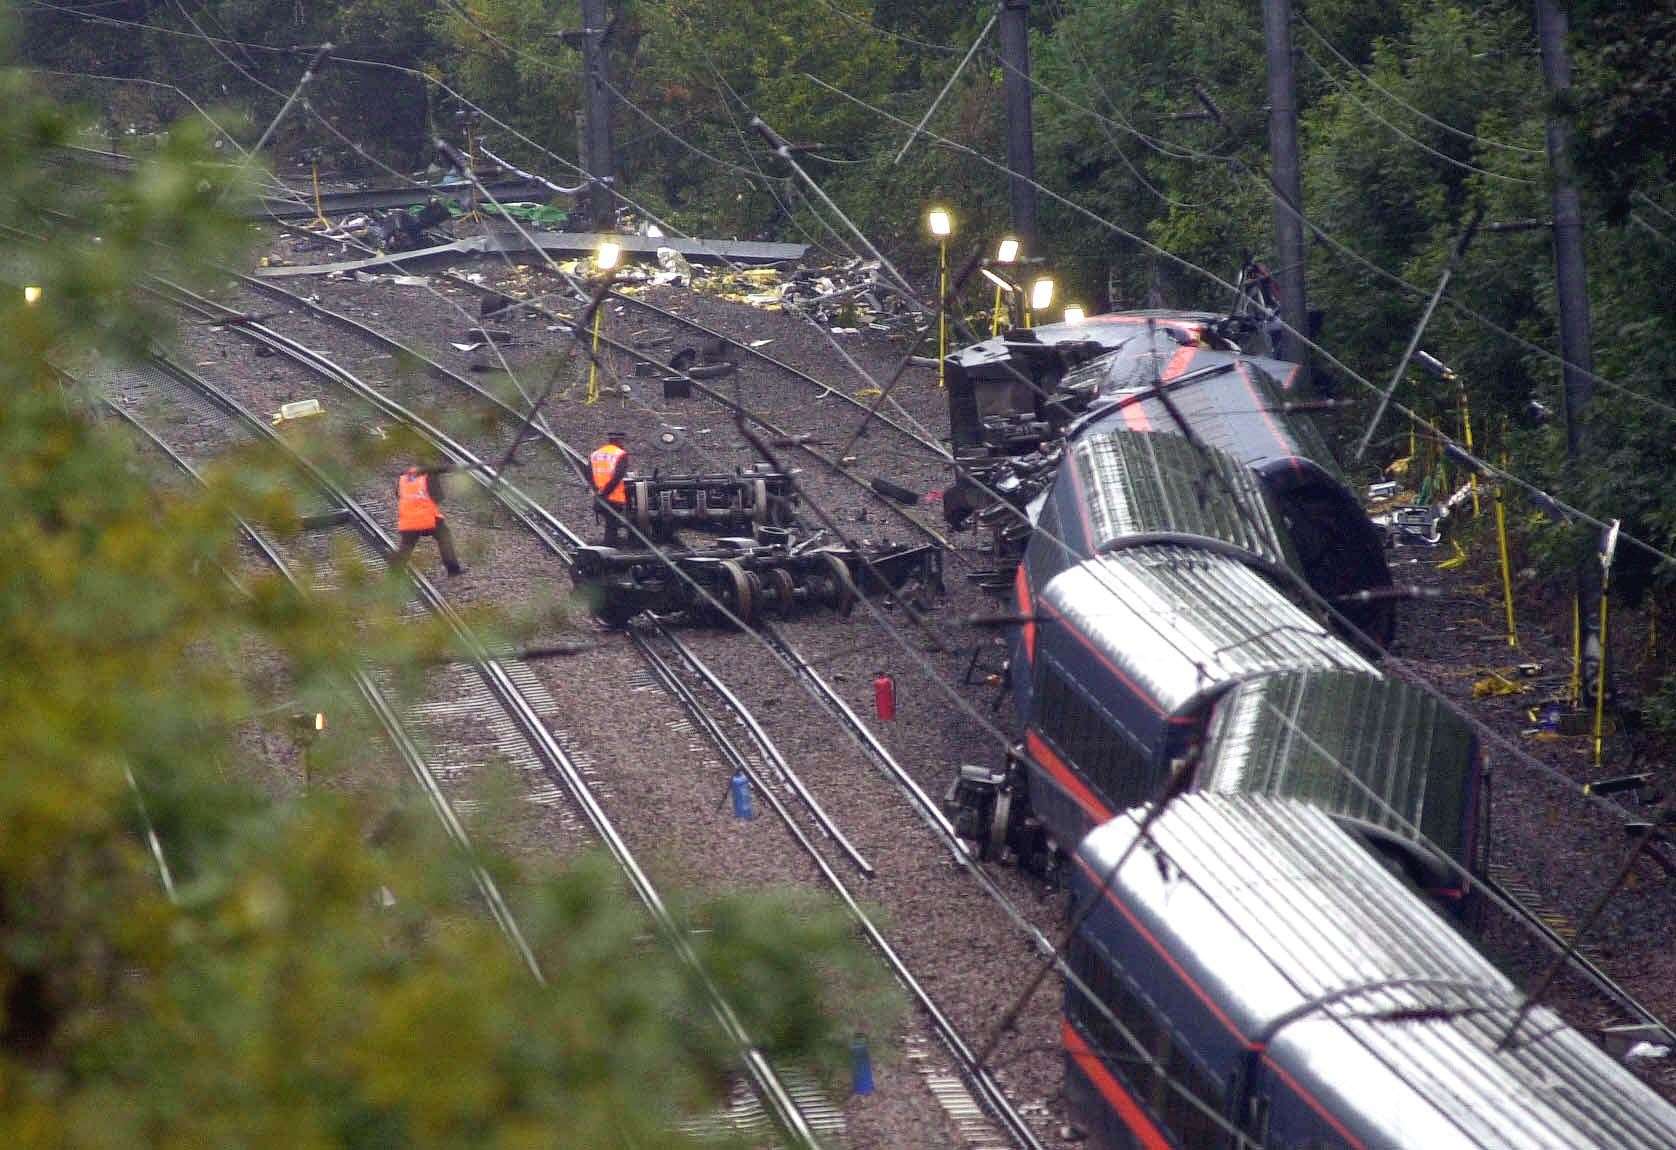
[1070, 346, 1340, 475]
[1075, 796, 1676, 1149]
[1198, 670, 1476, 870]
[1056, 429, 1300, 571]
[1037, 548, 1374, 716]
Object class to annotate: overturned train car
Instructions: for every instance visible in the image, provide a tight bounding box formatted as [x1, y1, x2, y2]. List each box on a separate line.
[943, 312, 1392, 646]
[941, 316, 1481, 903]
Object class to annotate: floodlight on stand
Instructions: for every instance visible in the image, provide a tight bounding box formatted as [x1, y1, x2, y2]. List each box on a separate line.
[1030, 276, 1055, 311]
[596, 239, 622, 271]
[996, 237, 1019, 264]
[1063, 305, 1086, 325]
[979, 267, 1016, 293]
[23, 285, 42, 305]
[927, 208, 952, 237]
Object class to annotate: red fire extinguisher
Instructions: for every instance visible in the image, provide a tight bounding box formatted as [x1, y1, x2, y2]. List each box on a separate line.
[873, 672, 896, 721]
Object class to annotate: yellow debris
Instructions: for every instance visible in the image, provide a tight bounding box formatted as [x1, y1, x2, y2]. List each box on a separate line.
[1472, 669, 1528, 698]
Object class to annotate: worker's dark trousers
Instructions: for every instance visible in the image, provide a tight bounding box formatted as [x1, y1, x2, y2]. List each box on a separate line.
[393, 521, 463, 574]
[597, 498, 628, 546]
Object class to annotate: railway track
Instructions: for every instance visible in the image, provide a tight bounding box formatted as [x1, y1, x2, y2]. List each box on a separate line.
[93, 358, 558, 977]
[185, 260, 1676, 1129]
[101, 343, 843, 1149]
[143, 276, 1053, 1148]
[1483, 864, 1676, 1050]
[236, 241, 956, 557]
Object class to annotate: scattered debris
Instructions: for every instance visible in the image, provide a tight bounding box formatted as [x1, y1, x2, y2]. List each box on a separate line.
[272, 398, 324, 425]
[1472, 670, 1529, 699]
[870, 477, 920, 506]
[655, 246, 696, 286]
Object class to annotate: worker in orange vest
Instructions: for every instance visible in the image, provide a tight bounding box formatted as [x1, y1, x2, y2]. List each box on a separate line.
[590, 433, 633, 546]
[393, 464, 464, 575]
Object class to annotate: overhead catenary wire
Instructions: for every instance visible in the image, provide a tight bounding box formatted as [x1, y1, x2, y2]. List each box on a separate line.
[62, 0, 1668, 1039]
[1294, 10, 1544, 156]
[798, 71, 1676, 572]
[62, 22, 1662, 1139]
[1300, 45, 1537, 185]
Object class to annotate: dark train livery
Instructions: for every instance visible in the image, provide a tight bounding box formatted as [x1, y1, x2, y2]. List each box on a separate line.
[1067, 795, 1676, 1150]
[933, 311, 1676, 1146]
[942, 313, 1480, 900]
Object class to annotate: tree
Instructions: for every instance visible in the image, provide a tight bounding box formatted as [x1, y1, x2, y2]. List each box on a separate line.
[0, 32, 893, 1147]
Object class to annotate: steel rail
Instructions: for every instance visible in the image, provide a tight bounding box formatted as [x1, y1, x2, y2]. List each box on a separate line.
[140, 283, 832, 1148]
[632, 629, 1044, 1150]
[235, 223, 954, 554]
[99, 367, 545, 981]
[1482, 874, 1676, 1050]
[147, 274, 1050, 1146]
[231, 266, 955, 556]
[659, 628, 873, 878]
[600, 287, 952, 460]
[432, 265, 955, 552]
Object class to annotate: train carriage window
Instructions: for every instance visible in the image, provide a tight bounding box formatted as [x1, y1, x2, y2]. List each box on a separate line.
[1067, 932, 1229, 1147]
[1034, 658, 1156, 809]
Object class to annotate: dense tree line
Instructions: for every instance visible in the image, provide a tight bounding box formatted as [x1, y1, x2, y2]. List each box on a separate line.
[1, 26, 895, 1143]
[5, 0, 1675, 1135]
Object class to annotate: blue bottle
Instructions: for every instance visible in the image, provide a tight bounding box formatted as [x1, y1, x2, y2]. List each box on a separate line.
[850, 1034, 874, 1096]
[730, 769, 754, 819]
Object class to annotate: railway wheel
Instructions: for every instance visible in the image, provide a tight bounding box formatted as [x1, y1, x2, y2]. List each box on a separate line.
[819, 552, 858, 617]
[763, 567, 797, 616]
[982, 788, 1012, 862]
[714, 559, 756, 628]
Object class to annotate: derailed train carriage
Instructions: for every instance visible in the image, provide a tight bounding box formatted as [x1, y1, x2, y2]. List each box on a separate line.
[570, 461, 944, 628]
[944, 312, 1394, 646]
[935, 311, 1676, 1147]
[1066, 796, 1676, 1149]
[944, 420, 1481, 900]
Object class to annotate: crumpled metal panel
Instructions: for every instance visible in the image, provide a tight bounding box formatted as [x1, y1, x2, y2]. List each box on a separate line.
[1077, 350, 1341, 476]
[1076, 796, 1676, 1149]
[1199, 670, 1474, 863]
[1066, 429, 1298, 570]
[1040, 548, 1372, 714]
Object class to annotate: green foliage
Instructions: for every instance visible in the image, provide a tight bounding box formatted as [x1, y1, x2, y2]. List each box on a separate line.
[1, 37, 895, 1147]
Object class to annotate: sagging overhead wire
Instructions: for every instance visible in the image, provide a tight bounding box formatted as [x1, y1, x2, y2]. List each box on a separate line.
[1294, 10, 1544, 156]
[1300, 45, 1536, 185]
[799, 69, 1676, 573]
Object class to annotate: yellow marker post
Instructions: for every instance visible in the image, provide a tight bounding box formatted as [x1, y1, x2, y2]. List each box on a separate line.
[989, 237, 1019, 337]
[586, 240, 621, 405]
[309, 162, 330, 230]
[1460, 387, 1480, 517]
[1569, 596, 1582, 707]
[1493, 454, 1518, 649]
[1593, 520, 1621, 768]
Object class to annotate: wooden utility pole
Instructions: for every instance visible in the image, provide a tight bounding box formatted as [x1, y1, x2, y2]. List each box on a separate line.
[1536, 0, 1603, 690]
[579, 0, 615, 231]
[1263, 0, 1311, 390]
[998, 0, 1038, 251]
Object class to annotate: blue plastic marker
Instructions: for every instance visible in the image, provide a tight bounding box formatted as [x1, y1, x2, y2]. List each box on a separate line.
[730, 769, 754, 820]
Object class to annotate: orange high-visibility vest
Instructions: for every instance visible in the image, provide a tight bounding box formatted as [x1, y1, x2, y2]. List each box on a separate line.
[590, 444, 629, 505]
[397, 469, 440, 532]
